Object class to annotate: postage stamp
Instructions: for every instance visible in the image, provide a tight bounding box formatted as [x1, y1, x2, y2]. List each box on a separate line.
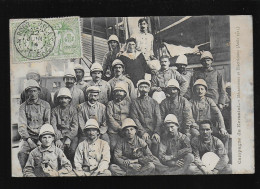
[10, 16, 83, 63]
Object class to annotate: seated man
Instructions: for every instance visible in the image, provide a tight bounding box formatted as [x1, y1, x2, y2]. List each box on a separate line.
[110, 118, 156, 176]
[107, 82, 131, 151]
[23, 124, 72, 177]
[50, 87, 79, 163]
[130, 79, 161, 156]
[160, 79, 199, 138]
[159, 114, 194, 175]
[74, 119, 111, 176]
[188, 120, 232, 174]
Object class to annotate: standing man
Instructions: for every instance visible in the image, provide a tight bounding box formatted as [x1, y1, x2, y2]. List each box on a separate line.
[74, 119, 111, 176]
[175, 55, 193, 100]
[18, 80, 51, 169]
[108, 59, 137, 100]
[53, 69, 85, 107]
[158, 114, 194, 175]
[77, 86, 109, 144]
[151, 55, 187, 96]
[192, 51, 226, 110]
[74, 64, 88, 91]
[23, 124, 72, 177]
[188, 120, 231, 174]
[119, 37, 151, 87]
[20, 69, 53, 108]
[110, 118, 156, 176]
[130, 80, 161, 155]
[50, 87, 79, 163]
[107, 82, 131, 151]
[86, 62, 112, 105]
[160, 79, 199, 138]
[102, 35, 120, 81]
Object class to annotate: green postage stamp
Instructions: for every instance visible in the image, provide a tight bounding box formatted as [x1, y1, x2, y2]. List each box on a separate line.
[10, 16, 82, 63]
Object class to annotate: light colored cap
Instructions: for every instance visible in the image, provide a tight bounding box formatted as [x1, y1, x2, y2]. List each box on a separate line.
[74, 64, 84, 72]
[84, 119, 100, 131]
[57, 87, 72, 99]
[201, 152, 220, 171]
[108, 35, 119, 43]
[137, 79, 151, 88]
[86, 86, 101, 94]
[39, 124, 55, 138]
[24, 79, 41, 91]
[166, 79, 180, 90]
[200, 51, 214, 60]
[175, 55, 188, 65]
[148, 60, 161, 71]
[27, 69, 40, 76]
[64, 69, 76, 79]
[164, 114, 179, 126]
[90, 62, 103, 72]
[193, 79, 208, 91]
[112, 59, 124, 68]
[121, 118, 138, 130]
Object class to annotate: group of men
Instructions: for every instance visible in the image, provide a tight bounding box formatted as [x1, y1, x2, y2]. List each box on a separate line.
[17, 18, 232, 177]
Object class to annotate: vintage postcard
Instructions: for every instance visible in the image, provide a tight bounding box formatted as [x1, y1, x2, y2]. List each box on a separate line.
[10, 16, 254, 177]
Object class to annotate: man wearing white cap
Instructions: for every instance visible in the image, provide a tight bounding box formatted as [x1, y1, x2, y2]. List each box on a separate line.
[50, 87, 79, 163]
[175, 55, 193, 100]
[110, 118, 156, 176]
[188, 120, 231, 174]
[20, 69, 53, 108]
[18, 79, 51, 169]
[107, 82, 131, 151]
[23, 124, 72, 177]
[160, 79, 199, 138]
[108, 59, 137, 100]
[158, 114, 194, 175]
[130, 79, 161, 156]
[74, 119, 111, 176]
[85, 62, 112, 105]
[102, 34, 121, 81]
[74, 64, 88, 91]
[192, 51, 226, 110]
[77, 86, 109, 144]
[53, 69, 85, 107]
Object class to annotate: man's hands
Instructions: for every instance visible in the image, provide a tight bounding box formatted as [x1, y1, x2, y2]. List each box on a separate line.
[55, 139, 63, 149]
[219, 128, 228, 136]
[142, 133, 150, 141]
[64, 138, 71, 148]
[27, 138, 37, 149]
[42, 165, 59, 177]
[155, 87, 162, 92]
[161, 155, 174, 162]
[151, 133, 160, 143]
[129, 163, 142, 171]
[176, 159, 184, 168]
[217, 104, 224, 111]
[123, 160, 131, 167]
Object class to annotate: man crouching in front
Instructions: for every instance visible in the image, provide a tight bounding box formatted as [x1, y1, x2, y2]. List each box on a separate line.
[23, 124, 72, 177]
[73, 119, 111, 176]
[110, 118, 156, 176]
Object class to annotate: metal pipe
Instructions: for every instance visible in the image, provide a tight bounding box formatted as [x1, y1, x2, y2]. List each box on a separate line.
[91, 17, 95, 63]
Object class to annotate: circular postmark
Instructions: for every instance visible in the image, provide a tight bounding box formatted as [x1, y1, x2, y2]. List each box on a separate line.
[14, 19, 56, 60]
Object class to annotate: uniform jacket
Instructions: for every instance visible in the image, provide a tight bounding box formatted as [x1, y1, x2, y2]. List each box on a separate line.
[50, 105, 78, 140]
[160, 96, 196, 130]
[191, 135, 229, 171]
[108, 75, 137, 100]
[151, 68, 187, 96]
[159, 132, 192, 164]
[190, 97, 225, 130]
[75, 80, 88, 91]
[85, 79, 112, 105]
[107, 98, 131, 134]
[193, 68, 226, 105]
[130, 96, 161, 136]
[74, 139, 110, 173]
[23, 144, 72, 177]
[53, 86, 85, 108]
[181, 71, 193, 100]
[19, 99, 51, 140]
[78, 101, 107, 135]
